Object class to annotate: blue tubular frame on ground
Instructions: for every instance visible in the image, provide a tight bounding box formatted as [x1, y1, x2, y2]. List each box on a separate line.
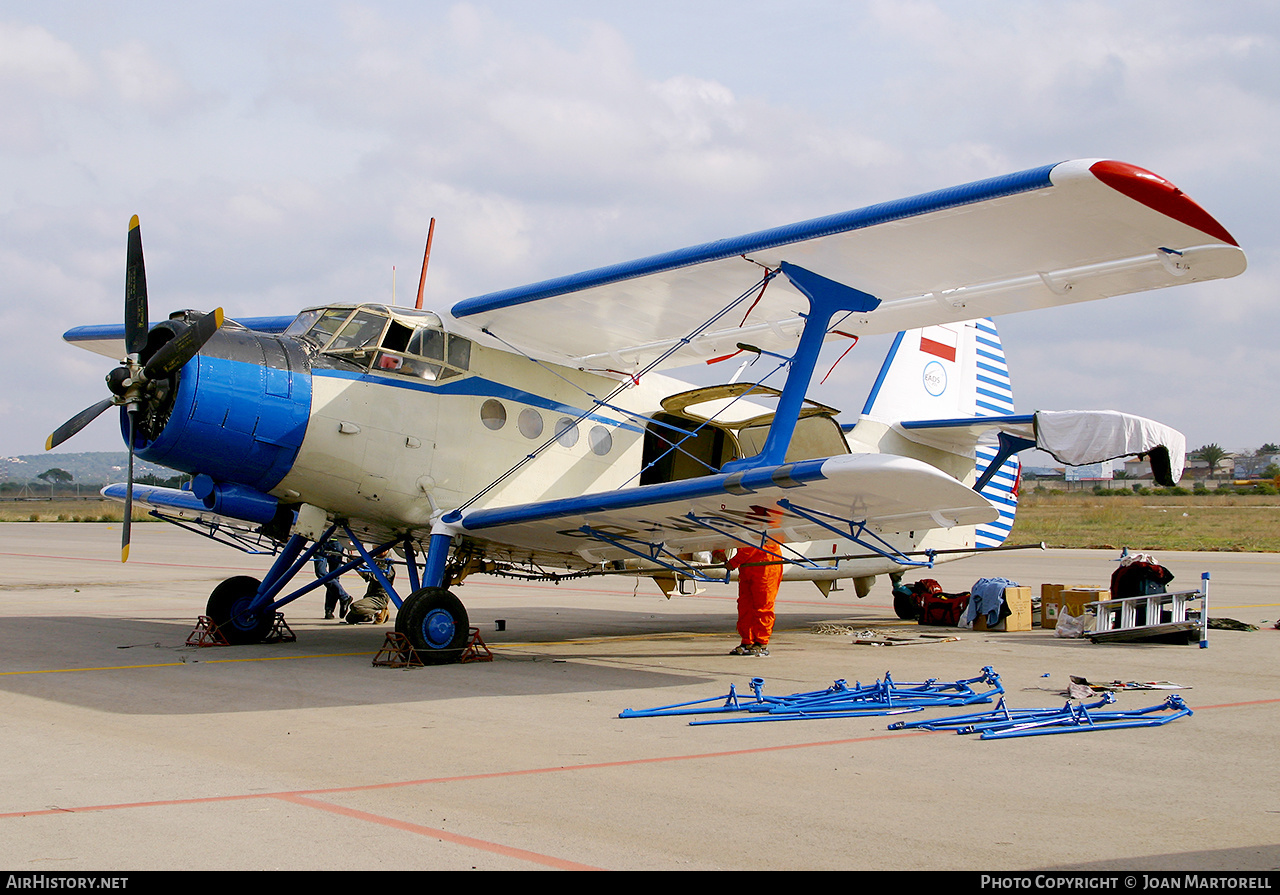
[888, 693, 1193, 739]
[978, 695, 1193, 740]
[774, 497, 936, 568]
[621, 668, 1003, 725]
[618, 679, 764, 718]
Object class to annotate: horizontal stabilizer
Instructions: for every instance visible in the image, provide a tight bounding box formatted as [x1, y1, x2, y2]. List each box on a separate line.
[897, 410, 1186, 485]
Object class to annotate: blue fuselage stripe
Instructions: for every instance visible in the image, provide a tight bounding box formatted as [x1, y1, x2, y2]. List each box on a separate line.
[311, 369, 640, 432]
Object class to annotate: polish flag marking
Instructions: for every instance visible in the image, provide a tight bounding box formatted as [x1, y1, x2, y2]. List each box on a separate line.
[919, 326, 957, 362]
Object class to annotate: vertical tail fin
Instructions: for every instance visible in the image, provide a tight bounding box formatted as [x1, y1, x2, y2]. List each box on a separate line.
[859, 318, 1020, 548]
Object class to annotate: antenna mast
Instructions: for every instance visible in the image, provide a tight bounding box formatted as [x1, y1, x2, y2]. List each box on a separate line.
[415, 218, 436, 310]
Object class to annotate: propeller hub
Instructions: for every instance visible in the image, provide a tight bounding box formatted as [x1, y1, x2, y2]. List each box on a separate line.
[106, 366, 132, 396]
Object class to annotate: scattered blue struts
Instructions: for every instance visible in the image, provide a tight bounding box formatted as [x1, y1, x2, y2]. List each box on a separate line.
[619, 667, 1192, 738]
[887, 692, 1192, 739]
[620, 666, 1004, 725]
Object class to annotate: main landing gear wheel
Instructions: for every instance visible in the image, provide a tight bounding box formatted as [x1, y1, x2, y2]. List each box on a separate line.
[395, 587, 470, 665]
[207, 576, 274, 644]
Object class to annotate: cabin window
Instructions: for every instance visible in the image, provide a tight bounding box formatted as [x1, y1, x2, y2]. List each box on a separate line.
[481, 400, 507, 430]
[518, 408, 543, 439]
[589, 426, 613, 456]
[554, 417, 579, 448]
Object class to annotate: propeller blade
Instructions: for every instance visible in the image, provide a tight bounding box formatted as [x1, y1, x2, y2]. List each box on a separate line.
[125, 215, 149, 359]
[46, 397, 115, 451]
[122, 410, 136, 563]
[143, 308, 224, 380]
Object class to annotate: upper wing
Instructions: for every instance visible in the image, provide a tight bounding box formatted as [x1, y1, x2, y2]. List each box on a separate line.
[450, 160, 1245, 371]
[447, 452, 998, 569]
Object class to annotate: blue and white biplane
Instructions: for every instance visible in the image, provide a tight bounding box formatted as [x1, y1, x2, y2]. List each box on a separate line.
[49, 159, 1245, 661]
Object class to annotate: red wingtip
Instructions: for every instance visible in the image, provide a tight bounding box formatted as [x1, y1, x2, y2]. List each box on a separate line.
[1090, 160, 1238, 247]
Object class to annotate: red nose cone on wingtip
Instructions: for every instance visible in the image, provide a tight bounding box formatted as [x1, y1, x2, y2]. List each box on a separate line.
[1089, 160, 1239, 247]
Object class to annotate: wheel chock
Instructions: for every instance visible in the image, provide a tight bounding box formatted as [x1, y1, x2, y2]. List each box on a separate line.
[460, 627, 492, 663]
[373, 632, 426, 668]
[263, 613, 296, 644]
[186, 616, 230, 647]
[372, 629, 493, 668]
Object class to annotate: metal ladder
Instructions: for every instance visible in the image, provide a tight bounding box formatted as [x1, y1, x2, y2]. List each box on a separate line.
[1086, 573, 1208, 647]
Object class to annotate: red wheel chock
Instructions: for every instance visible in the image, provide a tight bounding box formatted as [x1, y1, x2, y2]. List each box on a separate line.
[263, 613, 296, 644]
[186, 613, 294, 646]
[371, 628, 493, 667]
[186, 616, 229, 647]
[373, 632, 425, 667]
[460, 627, 493, 663]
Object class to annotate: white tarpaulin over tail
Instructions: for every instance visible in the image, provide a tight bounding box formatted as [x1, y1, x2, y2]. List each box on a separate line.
[1033, 410, 1186, 485]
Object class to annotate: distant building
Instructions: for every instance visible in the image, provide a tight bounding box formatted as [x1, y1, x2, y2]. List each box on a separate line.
[1233, 453, 1280, 479]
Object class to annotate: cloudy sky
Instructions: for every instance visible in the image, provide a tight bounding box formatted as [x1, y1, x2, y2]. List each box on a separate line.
[6, 1, 1277, 467]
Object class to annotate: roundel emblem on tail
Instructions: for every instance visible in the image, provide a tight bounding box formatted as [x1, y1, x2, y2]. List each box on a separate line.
[922, 360, 947, 396]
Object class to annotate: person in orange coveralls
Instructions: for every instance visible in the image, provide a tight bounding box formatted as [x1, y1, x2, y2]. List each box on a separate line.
[725, 545, 783, 656]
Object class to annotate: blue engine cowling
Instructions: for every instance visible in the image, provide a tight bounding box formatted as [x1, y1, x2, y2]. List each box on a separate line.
[123, 323, 312, 495]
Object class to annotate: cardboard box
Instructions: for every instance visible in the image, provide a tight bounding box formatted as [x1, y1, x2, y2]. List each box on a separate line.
[1041, 585, 1108, 629]
[1039, 583, 1064, 628]
[973, 585, 1032, 632]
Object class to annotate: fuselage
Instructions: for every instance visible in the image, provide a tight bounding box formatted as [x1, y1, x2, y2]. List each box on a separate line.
[128, 302, 997, 582]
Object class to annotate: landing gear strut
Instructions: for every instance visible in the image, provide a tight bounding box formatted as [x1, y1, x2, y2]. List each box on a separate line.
[200, 524, 471, 663]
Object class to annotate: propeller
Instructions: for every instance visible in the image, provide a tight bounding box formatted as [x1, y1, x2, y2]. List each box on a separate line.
[46, 215, 224, 561]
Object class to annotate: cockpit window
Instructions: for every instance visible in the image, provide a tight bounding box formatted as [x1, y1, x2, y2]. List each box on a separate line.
[374, 325, 471, 381]
[283, 309, 322, 339]
[293, 306, 472, 380]
[292, 308, 358, 349]
[327, 311, 388, 352]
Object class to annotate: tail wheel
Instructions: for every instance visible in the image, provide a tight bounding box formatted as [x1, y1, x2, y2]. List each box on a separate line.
[395, 587, 469, 665]
[207, 576, 274, 644]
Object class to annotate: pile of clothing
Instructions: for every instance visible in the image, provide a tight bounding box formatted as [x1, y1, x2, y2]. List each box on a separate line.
[963, 577, 1019, 628]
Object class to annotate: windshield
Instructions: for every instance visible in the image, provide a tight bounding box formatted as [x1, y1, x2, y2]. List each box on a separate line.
[288, 306, 471, 380]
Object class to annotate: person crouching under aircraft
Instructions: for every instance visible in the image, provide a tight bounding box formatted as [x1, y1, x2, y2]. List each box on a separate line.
[724, 545, 783, 657]
[345, 557, 395, 625]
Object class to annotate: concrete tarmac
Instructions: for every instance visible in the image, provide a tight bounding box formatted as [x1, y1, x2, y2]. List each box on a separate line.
[1, 523, 1277, 871]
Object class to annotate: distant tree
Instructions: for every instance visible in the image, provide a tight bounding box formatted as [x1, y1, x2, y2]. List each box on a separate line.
[1262, 443, 1280, 455]
[1263, 463, 1280, 480]
[1193, 444, 1226, 479]
[37, 468, 73, 485]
